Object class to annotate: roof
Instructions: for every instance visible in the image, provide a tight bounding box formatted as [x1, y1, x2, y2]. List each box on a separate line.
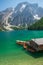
[32, 38, 43, 45]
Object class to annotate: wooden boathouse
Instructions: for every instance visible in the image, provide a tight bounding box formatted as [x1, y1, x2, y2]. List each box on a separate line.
[16, 38, 43, 52]
[27, 38, 43, 51]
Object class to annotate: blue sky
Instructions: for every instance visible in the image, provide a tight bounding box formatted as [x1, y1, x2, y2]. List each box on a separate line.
[0, 0, 43, 11]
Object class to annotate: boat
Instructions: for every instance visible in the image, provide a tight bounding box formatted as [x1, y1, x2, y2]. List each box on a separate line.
[16, 40, 26, 45]
[16, 38, 43, 52]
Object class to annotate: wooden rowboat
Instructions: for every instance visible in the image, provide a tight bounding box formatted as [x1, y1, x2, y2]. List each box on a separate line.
[16, 40, 26, 45]
[16, 40, 35, 52]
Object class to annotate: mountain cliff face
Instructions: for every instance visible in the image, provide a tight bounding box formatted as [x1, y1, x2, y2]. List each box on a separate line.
[11, 2, 34, 25]
[37, 7, 43, 17]
[0, 2, 43, 30]
[10, 2, 43, 26]
[0, 7, 14, 31]
[0, 7, 14, 25]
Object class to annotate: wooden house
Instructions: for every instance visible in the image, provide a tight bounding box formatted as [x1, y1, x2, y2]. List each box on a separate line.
[16, 38, 43, 52]
[27, 38, 43, 51]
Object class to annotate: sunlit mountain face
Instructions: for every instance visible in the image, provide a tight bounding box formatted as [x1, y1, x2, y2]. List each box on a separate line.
[10, 2, 43, 26]
[0, 2, 43, 27]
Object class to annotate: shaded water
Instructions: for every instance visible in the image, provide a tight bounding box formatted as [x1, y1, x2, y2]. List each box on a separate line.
[0, 30, 43, 65]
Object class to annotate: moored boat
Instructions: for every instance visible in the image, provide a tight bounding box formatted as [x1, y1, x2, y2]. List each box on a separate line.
[16, 40, 26, 45]
[16, 38, 43, 52]
[16, 40, 36, 52]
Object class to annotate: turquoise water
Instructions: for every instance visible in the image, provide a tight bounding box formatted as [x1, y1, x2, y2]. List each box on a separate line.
[0, 30, 43, 65]
[0, 30, 43, 55]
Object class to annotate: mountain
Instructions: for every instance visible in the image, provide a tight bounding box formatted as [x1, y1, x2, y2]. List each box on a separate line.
[37, 7, 43, 17]
[0, 2, 43, 30]
[28, 17, 43, 30]
[0, 7, 14, 31]
[10, 2, 43, 26]
[0, 7, 14, 25]
[10, 2, 37, 25]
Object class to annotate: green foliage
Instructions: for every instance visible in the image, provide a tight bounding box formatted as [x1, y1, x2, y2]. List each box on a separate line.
[28, 17, 43, 30]
[10, 26, 26, 30]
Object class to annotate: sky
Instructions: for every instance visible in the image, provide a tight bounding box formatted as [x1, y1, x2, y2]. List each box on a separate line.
[0, 0, 43, 11]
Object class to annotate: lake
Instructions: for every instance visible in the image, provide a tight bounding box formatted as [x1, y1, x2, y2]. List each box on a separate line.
[0, 30, 43, 65]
